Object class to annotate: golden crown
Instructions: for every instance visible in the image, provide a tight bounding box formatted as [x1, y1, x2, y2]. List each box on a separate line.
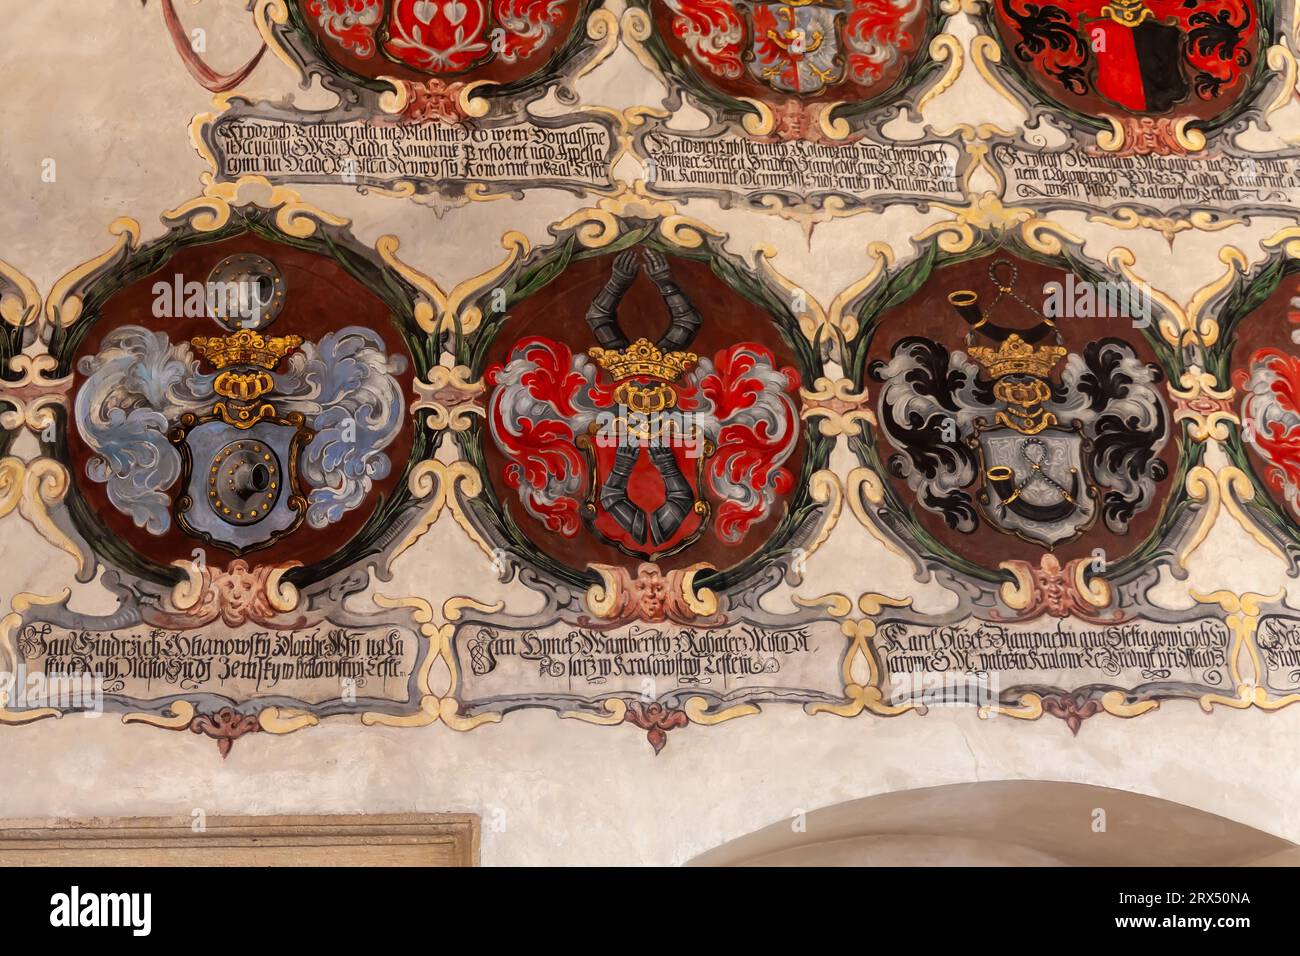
[192, 329, 302, 372]
[192, 330, 302, 405]
[589, 338, 698, 383]
[969, 334, 1066, 381]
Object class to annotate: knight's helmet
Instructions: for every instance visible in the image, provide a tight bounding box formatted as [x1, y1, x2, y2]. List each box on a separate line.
[948, 258, 1067, 437]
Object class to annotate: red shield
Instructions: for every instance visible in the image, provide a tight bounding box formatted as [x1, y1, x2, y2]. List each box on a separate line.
[994, 0, 1258, 117]
[584, 373, 711, 558]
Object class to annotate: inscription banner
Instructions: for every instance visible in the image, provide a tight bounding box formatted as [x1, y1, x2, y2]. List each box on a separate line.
[875, 617, 1233, 695]
[453, 618, 846, 704]
[996, 144, 1300, 211]
[1256, 614, 1300, 696]
[211, 116, 615, 191]
[643, 131, 962, 201]
[16, 621, 419, 705]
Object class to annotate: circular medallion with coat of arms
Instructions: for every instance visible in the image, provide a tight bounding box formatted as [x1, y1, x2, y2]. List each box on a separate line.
[854, 251, 1186, 578]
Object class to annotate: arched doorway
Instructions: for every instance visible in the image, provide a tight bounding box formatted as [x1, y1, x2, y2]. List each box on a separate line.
[688, 782, 1298, 866]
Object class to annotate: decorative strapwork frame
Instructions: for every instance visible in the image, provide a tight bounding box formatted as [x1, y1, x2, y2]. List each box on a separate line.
[0, 177, 462, 746]
[840, 590, 1256, 729]
[1206, 228, 1300, 573]
[0, 260, 41, 464]
[378, 192, 859, 751]
[450, 218, 832, 596]
[44, 187, 436, 589]
[1237, 591, 1300, 710]
[807, 202, 1258, 726]
[619, 0, 968, 228]
[193, 1, 625, 204]
[974, 0, 1287, 142]
[621, 0, 953, 136]
[268, 0, 616, 110]
[974, 0, 1300, 226]
[842, 226, 1206, 595]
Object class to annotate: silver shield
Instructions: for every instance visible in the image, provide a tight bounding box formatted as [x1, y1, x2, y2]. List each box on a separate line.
[177, 419, 305, 553]
[976, 425, 1097, 548]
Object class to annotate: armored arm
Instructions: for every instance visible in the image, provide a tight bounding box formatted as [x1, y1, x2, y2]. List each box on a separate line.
[643, 249, 702, 352]
[585, 249, 638, 350]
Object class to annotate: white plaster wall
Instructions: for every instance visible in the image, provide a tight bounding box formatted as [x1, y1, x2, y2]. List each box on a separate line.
[1, 701, 1296, 866]
[2, 1, 1298, 866]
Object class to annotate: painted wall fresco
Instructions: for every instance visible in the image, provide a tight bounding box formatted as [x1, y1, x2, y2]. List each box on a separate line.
[6, 0, 1300, 759]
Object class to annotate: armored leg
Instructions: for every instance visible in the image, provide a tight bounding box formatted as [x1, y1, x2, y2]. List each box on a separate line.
[599, 443, 647, 542]
[647, 445, 696, 545]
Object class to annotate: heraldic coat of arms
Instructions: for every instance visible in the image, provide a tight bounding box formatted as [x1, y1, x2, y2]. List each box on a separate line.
[658, 0, 925, 96]
[870, 259, 1171, 549]
[488, 248, 802, 561]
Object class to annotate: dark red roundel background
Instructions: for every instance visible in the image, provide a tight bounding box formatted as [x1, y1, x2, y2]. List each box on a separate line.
[66, 233, 416, 573]
[860, 251, 1181, 569]
[649, 0, 932, 107]
[989, 0, 1262, 124]
[480, 250, 808, 576]
[299, 0, 586, 85]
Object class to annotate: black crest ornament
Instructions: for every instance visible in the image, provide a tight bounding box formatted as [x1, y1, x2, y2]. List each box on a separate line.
[871, 258, 1169, 551]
